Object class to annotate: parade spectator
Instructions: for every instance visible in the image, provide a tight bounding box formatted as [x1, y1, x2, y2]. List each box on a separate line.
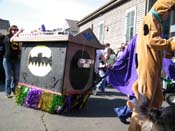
[96, 47, 116, 93]
[3, 25, 21, 98]
[129, 0, 175, 130]
[116, 43, 126, 60]
[92, 49, 106, 95]
[0, 33, 5, 84]
[94, 49, 105, 76]
[124, 43, 128, 48]
[103, 43, 110, 56]
[105, 47, 116, 68]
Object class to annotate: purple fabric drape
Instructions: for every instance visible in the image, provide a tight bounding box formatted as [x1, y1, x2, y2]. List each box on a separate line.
[106, 34, 138, 96]
[162, 58, 175, 79]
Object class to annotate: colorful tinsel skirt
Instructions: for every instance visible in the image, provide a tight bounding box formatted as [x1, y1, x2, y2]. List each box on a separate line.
[15, 83, 90, 114]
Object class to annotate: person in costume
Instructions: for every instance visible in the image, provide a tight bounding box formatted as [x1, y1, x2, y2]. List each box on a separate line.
[128, 0, 175, 130]
[107, 33, 175, 125]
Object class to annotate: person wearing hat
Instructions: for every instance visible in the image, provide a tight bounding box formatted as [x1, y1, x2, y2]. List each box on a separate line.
[129, 0, 175, 130]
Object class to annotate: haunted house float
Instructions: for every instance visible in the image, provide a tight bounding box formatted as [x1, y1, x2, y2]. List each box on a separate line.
[12, 29, 103, 114]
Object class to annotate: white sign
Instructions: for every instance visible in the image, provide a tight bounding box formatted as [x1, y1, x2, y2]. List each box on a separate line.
[170, 25, 175, 33]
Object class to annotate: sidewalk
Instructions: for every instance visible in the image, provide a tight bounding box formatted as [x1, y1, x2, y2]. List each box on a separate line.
[0, 84, 46, 131]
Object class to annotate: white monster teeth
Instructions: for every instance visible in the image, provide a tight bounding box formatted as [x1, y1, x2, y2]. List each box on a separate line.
[28, 46, 52, 77]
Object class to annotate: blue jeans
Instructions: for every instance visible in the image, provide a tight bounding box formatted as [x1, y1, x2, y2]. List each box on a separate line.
[114, 96, 135, 121]
[96, 69, 107, 92]
[96, 77, 107, 92]
[3, 58, 20, 95]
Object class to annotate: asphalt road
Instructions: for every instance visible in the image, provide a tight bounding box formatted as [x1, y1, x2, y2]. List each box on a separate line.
[0, 84, 129, 131]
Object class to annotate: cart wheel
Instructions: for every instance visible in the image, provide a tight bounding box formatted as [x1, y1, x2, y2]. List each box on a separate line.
[71, 94, 90, 110]
[165, 93, 175, 106]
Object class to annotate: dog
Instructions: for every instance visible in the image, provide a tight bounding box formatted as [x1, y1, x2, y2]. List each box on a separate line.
[130, 93, 175, 131]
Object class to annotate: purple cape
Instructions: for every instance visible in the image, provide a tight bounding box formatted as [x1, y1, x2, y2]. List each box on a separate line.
[162, 58, 175, 79]
[106, 34, 137, 96]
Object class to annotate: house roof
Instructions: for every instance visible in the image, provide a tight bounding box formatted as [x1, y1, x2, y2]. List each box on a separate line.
[65, 19, 79, 32]
[77, 0, 129, 26]
[0, 18, 10, 29]
[70, 28, 104, 49]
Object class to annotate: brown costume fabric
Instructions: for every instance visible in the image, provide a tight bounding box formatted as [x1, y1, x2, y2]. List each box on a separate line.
[129, 0, 175, 131]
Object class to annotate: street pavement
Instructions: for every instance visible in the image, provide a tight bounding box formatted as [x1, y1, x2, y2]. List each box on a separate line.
[0, 83, 169, 131]
[0, 83, 130, 131]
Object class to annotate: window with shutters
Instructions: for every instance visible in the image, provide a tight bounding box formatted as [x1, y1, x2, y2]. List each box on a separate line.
[125, 7, 136, 43]
[98, 21, 104, 44]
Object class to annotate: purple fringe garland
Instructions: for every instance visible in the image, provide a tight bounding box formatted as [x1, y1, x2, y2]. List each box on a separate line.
[24, 88, 42, 109]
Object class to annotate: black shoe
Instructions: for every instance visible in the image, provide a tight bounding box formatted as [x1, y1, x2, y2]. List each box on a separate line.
[12, 89, 16, 95]
[6, 94, 12, 98]
[119, 118, 130, 124]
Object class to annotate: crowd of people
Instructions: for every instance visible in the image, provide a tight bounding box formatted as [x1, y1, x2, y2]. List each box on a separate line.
[92, 42, 127, 95]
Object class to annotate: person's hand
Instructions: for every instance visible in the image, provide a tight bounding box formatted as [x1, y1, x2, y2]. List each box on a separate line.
[18, 28, 24, 33]
[10, 28, 24, 42]
[169, 36, 175, 42]
[106, 64, 112, 69]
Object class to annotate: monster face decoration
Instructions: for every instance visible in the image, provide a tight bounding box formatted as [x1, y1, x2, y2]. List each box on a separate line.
[28, 45, 52, 77]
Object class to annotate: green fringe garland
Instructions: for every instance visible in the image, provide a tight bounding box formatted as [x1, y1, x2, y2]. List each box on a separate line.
[15, 86, 30, 106]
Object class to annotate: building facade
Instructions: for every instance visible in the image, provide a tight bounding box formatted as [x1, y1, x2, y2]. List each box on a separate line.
[0, 18, 10, 35]
[77, 0, 175, 51]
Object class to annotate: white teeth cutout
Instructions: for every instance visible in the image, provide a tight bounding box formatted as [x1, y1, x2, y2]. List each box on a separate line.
[28, 45, 52, 77]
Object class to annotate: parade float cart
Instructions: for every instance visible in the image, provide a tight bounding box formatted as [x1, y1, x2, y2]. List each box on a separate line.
[12, 28, 104, 114]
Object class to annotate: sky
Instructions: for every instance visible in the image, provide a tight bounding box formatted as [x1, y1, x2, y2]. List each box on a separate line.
[0, 0, 110, 30]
